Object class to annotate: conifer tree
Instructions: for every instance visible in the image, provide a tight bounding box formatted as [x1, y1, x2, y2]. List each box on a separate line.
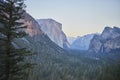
[0, 0, 32, 80]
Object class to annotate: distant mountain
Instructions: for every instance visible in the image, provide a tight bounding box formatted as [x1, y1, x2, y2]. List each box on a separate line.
[89, 26, 120, 53]
[67, 37, 76, 45]
[70, 34, 96, 50]
[37, 19, 70, 48]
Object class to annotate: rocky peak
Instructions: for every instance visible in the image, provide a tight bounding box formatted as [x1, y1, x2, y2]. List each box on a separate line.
[37, 19, 70, 48]
[89, 26, 120, 53]
[101, 26, 120, 40]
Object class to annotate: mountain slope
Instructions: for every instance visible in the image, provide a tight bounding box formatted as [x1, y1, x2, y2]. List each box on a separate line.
[89, 26, 120, 53]
[37, 19, 70, 48]
[12, 13, 68, 55]
[71, 34, 95, 50]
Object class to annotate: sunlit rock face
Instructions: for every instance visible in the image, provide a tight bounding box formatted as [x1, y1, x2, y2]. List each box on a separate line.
[23, 13, 44, 37]
[89, 26, 120, 53]
[37, 19, 70, 48]
[12, 13, 66, 54]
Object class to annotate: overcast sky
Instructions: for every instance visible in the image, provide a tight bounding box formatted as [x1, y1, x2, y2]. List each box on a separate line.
[25, 0, 120, 37]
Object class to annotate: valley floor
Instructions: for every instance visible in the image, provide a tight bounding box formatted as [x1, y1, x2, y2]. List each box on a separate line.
[29, 50, 120, 80]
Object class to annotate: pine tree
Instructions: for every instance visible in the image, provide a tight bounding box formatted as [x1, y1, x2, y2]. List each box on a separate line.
[0, 0, 32, 80]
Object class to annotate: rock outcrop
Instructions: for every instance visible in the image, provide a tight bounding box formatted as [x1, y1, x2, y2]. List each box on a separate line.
[37, 19, 70, 48]
[89, 26, 120, 53]
[12, 13, 67, 54]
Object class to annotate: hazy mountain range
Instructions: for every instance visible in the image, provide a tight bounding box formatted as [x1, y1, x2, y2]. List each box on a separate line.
[1, 0, 120, 80]
[0, 11, 120, 80]
[70, 34, 96, 50]
[10, 12, 120, 53]
[34, 18, 120, 53]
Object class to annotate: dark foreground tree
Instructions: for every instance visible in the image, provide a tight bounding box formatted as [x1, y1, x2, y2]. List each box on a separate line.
[0, 0, 32, 80]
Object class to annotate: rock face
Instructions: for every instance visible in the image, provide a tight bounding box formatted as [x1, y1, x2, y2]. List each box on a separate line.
[13, 13, 67, 54]
[70, 34, 95, 50]
[0, 12, 67, 54]
[37, 19, 70, 48]
[89, 26, 120, 53]
[23, 13, 44, 36]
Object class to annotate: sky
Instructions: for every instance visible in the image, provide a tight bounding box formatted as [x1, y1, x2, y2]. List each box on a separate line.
[25, 0, 120, 37]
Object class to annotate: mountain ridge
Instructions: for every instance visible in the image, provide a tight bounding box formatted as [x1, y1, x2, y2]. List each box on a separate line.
[89, 26, 120, 53]
[70, 33, 96, 50]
